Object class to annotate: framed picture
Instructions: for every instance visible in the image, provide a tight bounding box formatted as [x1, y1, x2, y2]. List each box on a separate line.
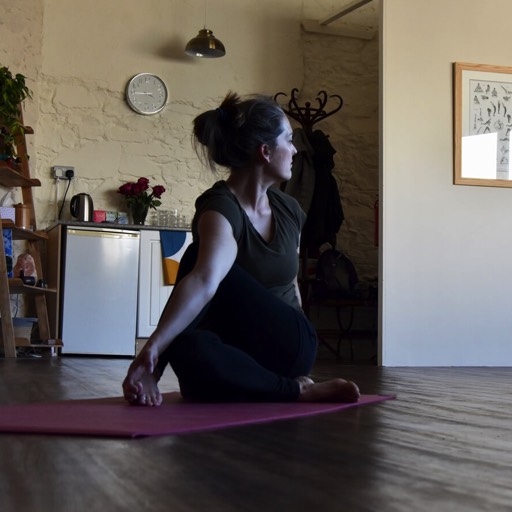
[454, 62, 512, 187]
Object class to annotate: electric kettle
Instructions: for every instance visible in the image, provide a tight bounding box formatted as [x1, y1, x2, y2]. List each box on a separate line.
[70, 193, 94, 221]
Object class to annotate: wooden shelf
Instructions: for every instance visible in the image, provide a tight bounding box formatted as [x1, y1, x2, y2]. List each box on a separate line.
[7, 278, 56, 295]
[1, 220, 47, 241]
[1, 106, 52, 359]
[15, 337, 62, 348]
[0, 164, 41, 187]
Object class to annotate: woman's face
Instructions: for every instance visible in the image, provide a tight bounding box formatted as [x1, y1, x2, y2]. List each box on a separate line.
[266, 117, 297, 182]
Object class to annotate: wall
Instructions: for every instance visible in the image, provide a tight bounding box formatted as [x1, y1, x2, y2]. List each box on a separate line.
[6, 0, 509, 366]
[1, 0, 379, 280]
[301, 30, 379, 281]
[2, 0, 380, 337]
[2, 0, 306, 227]
[0, 0, 42, 170]
[381, 0, 512, 365]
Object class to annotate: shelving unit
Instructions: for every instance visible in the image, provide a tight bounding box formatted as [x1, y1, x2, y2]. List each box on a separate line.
[0, 108, 62, 357]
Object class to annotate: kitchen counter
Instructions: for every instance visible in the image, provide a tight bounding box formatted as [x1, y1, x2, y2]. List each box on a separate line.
[47, 220, 191, 232]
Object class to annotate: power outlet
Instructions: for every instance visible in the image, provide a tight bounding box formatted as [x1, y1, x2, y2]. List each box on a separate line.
[52, 166, 75, 179]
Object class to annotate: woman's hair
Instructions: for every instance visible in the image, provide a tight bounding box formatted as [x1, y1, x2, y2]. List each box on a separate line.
[192, 91, 286, 172]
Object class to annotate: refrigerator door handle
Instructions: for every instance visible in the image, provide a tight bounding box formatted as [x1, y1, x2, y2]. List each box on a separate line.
[67, 228, 139, 240]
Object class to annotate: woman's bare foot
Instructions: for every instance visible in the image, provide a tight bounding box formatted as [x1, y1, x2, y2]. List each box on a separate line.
[294, 376, 315, 390]
[297, 377, 360, 403]
[130, 371, 163, 407]
[122, 339, 164, 406]
[122, 358, 163, 406]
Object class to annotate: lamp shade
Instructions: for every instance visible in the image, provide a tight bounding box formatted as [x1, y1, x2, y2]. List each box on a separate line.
[185, 28, 226, 58]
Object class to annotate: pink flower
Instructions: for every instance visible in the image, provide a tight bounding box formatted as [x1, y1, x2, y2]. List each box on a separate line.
[152, 185, 166, 199]
[117, 176, 166, 210]
[118, 182, 135, 195]
[133, 177, 150, 194]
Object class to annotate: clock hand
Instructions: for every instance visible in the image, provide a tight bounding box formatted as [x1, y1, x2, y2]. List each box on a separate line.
[134, 92, 154, 96]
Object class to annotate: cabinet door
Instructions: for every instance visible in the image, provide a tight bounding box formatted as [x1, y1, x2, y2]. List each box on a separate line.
[137, 230, 192, 338]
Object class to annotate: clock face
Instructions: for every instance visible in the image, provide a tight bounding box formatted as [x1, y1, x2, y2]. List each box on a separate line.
[126, 73, 168, 115]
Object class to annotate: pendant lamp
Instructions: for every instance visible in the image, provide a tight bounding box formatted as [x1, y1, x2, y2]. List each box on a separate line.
[185, 27, 226, 58]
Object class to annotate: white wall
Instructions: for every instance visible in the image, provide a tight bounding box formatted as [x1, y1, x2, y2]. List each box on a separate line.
[2, 0, 380, 278]
[381, 0, 512, 365]
[0, 0, 43, 166]
[302, 31, 379, 281]
[2, 0, 306, 227]
[9, 0, 508, 366]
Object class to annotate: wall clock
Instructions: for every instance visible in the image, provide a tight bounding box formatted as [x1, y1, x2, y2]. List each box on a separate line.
[125, 73, 168, 115]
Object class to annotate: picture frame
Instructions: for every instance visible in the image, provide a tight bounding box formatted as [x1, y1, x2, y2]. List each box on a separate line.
[454, 62, 512, 187]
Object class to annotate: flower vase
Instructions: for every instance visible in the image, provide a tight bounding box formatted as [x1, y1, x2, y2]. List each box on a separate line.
[131, 204, 149, 225]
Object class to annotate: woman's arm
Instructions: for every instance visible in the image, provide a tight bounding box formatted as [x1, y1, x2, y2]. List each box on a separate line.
[128, 210, 237, 382]
[147, 210, 237, 359]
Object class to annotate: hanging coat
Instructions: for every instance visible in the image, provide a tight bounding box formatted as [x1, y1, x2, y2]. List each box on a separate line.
[300, 129, 344, 251]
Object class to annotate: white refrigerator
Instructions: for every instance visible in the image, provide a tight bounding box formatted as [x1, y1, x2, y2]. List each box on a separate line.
[60, 227, 140, 356]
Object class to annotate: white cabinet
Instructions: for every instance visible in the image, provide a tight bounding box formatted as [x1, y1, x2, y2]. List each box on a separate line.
[137, 230, 192, 338]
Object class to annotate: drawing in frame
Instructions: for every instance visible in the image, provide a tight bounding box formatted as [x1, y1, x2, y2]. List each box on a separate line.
[454, 62, 512, 187]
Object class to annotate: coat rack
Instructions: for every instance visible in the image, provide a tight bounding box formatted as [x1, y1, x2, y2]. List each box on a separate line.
[274, 88, 343, 133]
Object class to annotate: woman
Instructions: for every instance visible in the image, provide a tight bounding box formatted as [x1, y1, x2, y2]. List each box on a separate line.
[122, 92, 360, 406]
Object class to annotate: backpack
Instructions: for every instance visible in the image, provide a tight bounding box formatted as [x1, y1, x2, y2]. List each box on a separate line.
[312, 248, 359, 300]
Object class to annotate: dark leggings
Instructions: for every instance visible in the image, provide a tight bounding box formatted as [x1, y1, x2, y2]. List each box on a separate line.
[156, 243, 318, 402]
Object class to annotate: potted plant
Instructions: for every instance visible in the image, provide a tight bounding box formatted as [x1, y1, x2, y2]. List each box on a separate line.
[0, 65, 32, 164]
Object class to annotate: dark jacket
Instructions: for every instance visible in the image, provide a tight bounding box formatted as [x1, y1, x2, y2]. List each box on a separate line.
[286, 128, 344, 251]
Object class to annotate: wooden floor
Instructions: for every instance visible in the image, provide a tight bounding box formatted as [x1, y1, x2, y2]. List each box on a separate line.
[1, 354, 512, 512]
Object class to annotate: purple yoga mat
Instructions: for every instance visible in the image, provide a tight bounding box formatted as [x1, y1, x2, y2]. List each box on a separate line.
[0, 392, 395, 438]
